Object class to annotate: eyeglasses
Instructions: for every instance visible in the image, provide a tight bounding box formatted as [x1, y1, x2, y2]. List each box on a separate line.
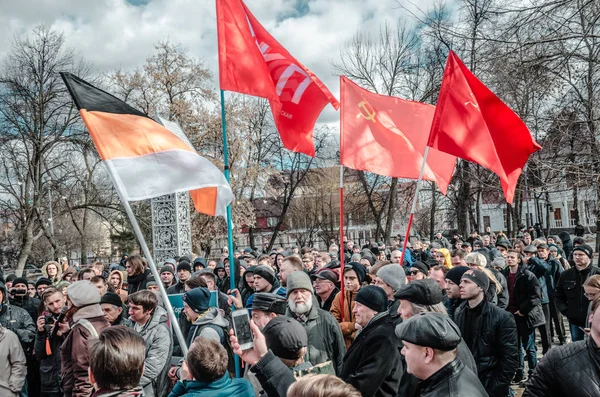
[409, 270, 421, 275]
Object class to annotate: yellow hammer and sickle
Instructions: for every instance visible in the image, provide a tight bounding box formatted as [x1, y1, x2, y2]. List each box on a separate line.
[358, 101, 377, 123]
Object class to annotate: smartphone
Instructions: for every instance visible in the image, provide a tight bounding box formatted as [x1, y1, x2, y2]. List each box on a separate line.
[209, 290, 218, 308]
[231, 309, 254, 351]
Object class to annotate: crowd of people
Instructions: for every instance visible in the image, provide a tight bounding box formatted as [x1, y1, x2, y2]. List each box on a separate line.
[1, 228, 600, 396]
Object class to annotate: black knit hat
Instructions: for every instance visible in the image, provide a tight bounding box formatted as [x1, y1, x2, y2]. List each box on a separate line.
[253, 265, 276, 286]
[100, 292, 123, 307]
[573, 244, 594, 259]
[461, 269, 489, 292]
[355, 285, 388, 313]
[160, 266, 175, 276]
[177, 261, 192, 273]
[344, 262, 367, 284]
[12, 277, 28, 287]
[445, 266, 470, 286]
[35, 277, 53, 289]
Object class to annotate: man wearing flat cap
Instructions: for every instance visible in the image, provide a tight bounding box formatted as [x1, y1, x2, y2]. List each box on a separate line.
[555, 243, 600, 342]
[251, 292, 286, 329]
[455, 269, 518, 397]
[341, 285, 403, 397]
[397, 312, 488, 396]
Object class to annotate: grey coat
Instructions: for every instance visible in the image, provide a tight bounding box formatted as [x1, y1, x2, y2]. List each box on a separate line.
[133, 306, 172, 397]
[286, 304, 346, 376]
[0, 327, 26, 396]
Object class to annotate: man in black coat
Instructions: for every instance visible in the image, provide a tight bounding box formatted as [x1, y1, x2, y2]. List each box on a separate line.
[524, 294, 600, 397]
[455, 269, 519, 397]
[502, 249, 545, 382]
[341, 285, 403, 397]
[555, 244, 600, 342]
[396, 312, 488, 397]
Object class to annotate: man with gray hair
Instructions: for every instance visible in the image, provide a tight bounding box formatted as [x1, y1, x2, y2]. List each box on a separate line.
[285, 271, 345, 376]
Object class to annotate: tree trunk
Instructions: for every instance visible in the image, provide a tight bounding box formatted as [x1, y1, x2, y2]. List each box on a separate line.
[16, 220, 36, 276]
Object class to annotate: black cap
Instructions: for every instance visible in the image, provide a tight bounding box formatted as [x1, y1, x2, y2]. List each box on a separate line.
[395, 312, 462, 351]
[495, 240, 510, 249]
[524, 245, 538, 254]
[35, 277, 53, 289]
[409, 261, 429, 276]
[394, 279, 443, 305]
[344, 262, 367, 284]
[100, 292, 123, 307]
[253, 265, 276, 286]
[177, 261, 192, 272]
[355, 285, 388, 313]
[263, 316, 308, 360]
[573, 244, 594, 259]
[160, 266, 175, 276]
[312, 269, 337, 284]
[251, 292, 287, 315]
[12, 277, 28, 287]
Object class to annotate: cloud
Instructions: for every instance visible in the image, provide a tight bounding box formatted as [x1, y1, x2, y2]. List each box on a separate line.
[0, 0, 437, 127]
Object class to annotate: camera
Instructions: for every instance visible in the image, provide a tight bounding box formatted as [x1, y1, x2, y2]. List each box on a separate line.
[44, 315, 55, 325]
[10, 288, 27, 297]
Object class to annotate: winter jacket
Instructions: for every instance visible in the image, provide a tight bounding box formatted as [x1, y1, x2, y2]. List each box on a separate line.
[489, 268, 509, 309]
[419, 358, 488, 397]
[341, 312, 403, 397]
[250, 350, 297, 397]
[524, 336, 600, 397]
[287, 303, 346, 376]
[555, 264, 600, 327]
[60, 305, 110, 397]
[167, 280, 186, 295]
[133, 306, 172, 397]
[34, 314, 66, 393]
[454, 299, 519, 397]
[168, 373, 254, 397]
[0, 327, 26, 396]
[109, 270, 129, 303]
[0, 283, 36, 353]
[330, 289, 357, 348]
[558, 232, 573, 260]
[42, 261, 63, 285]
[542, 257, 563, 299]
[10, 293, 40, 322]
[502, 264, 545, 328]
[127, 269, 152, 294]
[434, 236, 452, 249]
[187, 307, 230, 347]
[526, 256, 551, 304]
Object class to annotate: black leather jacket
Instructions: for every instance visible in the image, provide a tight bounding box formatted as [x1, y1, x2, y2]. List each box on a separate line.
[419, 358, 488, 397]
[502, 264, 545, 328]
[555, 265, 600, 326]
[524, 337, 600, 397]
[454, 299, 519, 397]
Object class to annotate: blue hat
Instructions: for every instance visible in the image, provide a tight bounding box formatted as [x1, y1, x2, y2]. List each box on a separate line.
[183, 287, 211, 313]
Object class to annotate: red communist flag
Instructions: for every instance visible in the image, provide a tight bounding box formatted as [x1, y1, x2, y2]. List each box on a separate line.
[427, 51, 541, 203]
[340, 76, 456, 194]
[216, 0, 339, 157]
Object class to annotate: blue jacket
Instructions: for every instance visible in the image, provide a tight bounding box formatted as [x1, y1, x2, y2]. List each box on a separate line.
[168, 374, 254, 397]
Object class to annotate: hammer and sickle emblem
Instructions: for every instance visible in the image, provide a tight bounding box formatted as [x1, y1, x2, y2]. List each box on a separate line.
[464, 93, 479, 110]
[358, 101, 377, 123]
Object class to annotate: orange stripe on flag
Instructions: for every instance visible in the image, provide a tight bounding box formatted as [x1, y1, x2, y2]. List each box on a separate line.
[191, 187, 218, 216]
[80, 110, 195, 160]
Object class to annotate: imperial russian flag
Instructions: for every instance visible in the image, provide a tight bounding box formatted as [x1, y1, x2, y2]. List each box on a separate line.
[60, 72, 234, 217]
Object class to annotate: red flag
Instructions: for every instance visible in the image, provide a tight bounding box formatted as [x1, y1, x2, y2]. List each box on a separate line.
[340, 76, 456, 194]
[216, 0, 339, 157]
[427, 51, 541, 203]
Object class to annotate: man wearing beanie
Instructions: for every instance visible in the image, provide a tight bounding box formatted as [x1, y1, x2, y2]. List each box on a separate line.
[182, 287, 230, 348]
[159, 265, 176, 289]
[555, 243, 600, 341]
[285, 271, 345, 376]
[445, 266, 470, 320]
[454, 269, 518, 397]
[35, 277, 53, 298]
[245, 264, 286, 310]
[341, 285, 403, 397]
[61, 280, 110, 396]
[100, 292, 132, 327]
[375, 264, 406, 325]
[331, 262, 367, 349]
[396, 313, 488, 396]
[167, 261, 192, 295]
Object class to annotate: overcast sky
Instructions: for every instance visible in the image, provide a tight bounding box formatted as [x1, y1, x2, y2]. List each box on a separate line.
[0, 0, 437, 126]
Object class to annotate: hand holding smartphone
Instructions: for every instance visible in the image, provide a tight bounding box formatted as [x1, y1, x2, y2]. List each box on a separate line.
[232, 309, 254, 351]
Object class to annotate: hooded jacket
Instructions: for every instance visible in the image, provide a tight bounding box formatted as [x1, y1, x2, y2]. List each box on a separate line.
[168, 373, 254, 397]
[330, 289, 358, 348]
[187, 307, 230, 347]
[0, 283, 36, 351]
[558, 232, 573, 260]
[60, 304, 110, 397]
[109, 270, 128, 303]
[133, 306, 172, 397]
[0, 326, 26, 396]
[42, 261, 63, 285]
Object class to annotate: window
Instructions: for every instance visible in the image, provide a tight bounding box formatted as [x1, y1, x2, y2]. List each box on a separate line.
[267, 217, 278, 228]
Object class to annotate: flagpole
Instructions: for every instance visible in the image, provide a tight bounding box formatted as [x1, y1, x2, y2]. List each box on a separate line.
[339, 164, 345, 322]
[104, 162, 188, 357]
[220, 89, 241, 377]
[399, 146, 431, 266]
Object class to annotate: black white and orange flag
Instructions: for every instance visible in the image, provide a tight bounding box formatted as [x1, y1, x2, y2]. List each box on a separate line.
[61, 72, 234, 217]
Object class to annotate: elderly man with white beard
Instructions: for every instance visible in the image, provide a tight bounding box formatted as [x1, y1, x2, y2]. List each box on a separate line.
[285, 271, 346, 376]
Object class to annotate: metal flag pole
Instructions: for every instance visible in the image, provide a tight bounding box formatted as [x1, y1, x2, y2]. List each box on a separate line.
[399, 146, 431, 266]
[220, 89, 241, 377]
[103, 162, 188, 357]
[339, 165, 345, 322]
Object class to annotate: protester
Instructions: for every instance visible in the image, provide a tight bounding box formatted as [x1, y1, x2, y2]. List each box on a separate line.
[455, 269, 519, 397]
[127, 290, 172, 397]
[125, 255, 152, 294]
[42, 261, 63, 286]
[88, 326, 146, 396]
[109, 269, 128, 303]
[374, 263, 406, 325]
[555, 243, 600, 342]
[330, 262, 366, 348]
[61, 280, 110, 396]
[170, 337, 254, 397]
[160, 265, 176, 289]
[524, 295, 600, 396]
[465, 252, 508, 309]
[285, 270, 345, 376]
[35, 277, 53, 298]
[168, 261, 193, 294]
[341, 285, 403, 396]
[0, 322, 27, 397]
[250, 292, 286, 329]
[100, 292, 132, 327]
[182, 287, 230, 347]
[9, 277, 39, 321]
[278, 256, 303, 287]
[246, 265, 286, 309]
[312, 269, 339, 312]
[444, 266, 470, 320]
[397, 312, 488, 396]
[407, 261, 429, 282]
[35, 288, 66, 397]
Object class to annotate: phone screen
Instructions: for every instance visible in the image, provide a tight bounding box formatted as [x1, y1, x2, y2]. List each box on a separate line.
[233, 311, 253, 346]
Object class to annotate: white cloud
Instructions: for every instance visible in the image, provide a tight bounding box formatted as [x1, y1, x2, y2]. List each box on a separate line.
[0, 0, 437, 127]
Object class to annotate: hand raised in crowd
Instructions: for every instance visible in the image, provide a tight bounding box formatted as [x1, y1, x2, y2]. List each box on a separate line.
[227, 288, 243, 309]
[37, 316, 46, 332]
[229, 318, 267, 366]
